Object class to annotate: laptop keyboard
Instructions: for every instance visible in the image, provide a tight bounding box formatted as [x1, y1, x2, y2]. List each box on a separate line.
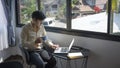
[61, 48, 68, 52]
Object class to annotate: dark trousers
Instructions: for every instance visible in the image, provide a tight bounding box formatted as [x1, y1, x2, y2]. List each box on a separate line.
[29, 49, 56, 68]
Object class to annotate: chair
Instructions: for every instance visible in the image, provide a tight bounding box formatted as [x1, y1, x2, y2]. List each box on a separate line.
[20, 47, 34, 68]
[20, 43, 53, 68]
[0, 61, 23, 68]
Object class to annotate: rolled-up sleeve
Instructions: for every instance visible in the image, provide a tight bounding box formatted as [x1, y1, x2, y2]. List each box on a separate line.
[41, 25, 54, 46]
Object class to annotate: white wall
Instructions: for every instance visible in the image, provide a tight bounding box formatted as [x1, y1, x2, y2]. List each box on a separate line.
[16, 27, 120, 68]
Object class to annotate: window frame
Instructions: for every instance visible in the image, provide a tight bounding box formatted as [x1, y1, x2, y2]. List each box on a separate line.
[16, 0, 120, 42]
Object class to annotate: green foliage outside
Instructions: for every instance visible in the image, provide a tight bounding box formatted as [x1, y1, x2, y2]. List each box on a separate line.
[106, 0, 118, 13]
[72, 0, 78, 4]
[56, 0, 79, 21]
[111, 0, 118, 11]
[20, 0, 79, 24]
[72, 0, 79, 8]
[56, 3, 66, 20]
[20, 0, 36, 24]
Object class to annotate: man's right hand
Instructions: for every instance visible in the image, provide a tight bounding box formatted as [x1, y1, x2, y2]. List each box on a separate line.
[35, 37, 42, 44]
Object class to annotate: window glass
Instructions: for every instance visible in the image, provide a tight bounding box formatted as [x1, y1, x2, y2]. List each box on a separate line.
[71, 0, 108, 33]
[112, 0, 120, 35]
[19, 0, 37, 24]
[41, 0, 66, 28]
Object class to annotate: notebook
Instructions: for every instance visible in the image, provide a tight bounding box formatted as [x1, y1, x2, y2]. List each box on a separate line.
[54, 38, 75, 55]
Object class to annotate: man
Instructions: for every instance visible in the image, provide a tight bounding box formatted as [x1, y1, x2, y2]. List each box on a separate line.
[21, 10, 59, 68]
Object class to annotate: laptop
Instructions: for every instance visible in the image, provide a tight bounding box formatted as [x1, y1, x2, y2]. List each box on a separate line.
[54, 38, 75, 55]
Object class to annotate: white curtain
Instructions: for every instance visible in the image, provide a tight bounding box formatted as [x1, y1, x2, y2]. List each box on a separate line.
[0, 0, 8, 51]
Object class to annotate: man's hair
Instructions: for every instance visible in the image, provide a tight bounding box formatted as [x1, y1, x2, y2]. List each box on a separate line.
[32, 10, 46, 20]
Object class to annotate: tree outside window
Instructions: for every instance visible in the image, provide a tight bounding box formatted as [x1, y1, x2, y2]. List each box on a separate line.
[19, 0, 37, 24]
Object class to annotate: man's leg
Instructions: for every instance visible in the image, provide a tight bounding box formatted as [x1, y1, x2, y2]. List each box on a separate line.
[38, 49, 57, 68]
[45, 56, 57, 68]
[29, 52, 45, 68]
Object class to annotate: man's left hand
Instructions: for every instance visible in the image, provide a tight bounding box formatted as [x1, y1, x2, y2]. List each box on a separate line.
[51, 44, 59, 49]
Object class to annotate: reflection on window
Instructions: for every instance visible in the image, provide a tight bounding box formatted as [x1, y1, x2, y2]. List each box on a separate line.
[41, 0, 66, 28]
[112, 0, 120, 35]
[19, 0, 37, 24]
[72, 0, 108, 33]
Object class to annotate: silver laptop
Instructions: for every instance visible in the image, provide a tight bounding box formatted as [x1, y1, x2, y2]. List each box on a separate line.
[54, 38, 74, 55]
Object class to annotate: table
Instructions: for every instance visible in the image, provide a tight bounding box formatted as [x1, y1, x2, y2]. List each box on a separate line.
[53, 46, 89, 68]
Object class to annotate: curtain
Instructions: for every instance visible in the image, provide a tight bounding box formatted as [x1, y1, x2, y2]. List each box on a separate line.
[8, 0, 16, 46]
[0, 0, 16, 50]
[1, 0, 15, 47]
[0, 0, 8, 50]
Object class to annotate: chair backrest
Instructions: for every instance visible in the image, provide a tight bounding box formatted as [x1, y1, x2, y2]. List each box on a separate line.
[19, 46, 31, 64]
[0, 61, 23, 68]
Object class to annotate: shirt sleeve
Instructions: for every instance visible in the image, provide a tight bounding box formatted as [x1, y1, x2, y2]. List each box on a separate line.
[41, 25, 54, 46]
[42, 25, 47, 36]
[21, 26, 36, 50]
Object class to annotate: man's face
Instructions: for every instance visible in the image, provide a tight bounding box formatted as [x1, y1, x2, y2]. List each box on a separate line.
[33, 19, 42, 27]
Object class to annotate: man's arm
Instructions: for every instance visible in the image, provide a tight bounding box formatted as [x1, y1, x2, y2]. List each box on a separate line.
[41, 25, 54, 46]
[21, 26, 36, 50]
[41, 25, 59, 49]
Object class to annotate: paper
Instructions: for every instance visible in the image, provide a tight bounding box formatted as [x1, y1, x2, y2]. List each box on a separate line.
[67, 52, 83, 59]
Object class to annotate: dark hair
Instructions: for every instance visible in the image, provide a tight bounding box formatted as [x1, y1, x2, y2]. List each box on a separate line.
[32, 10, 46, 20]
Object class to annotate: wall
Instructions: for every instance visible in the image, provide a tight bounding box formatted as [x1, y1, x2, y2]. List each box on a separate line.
[16, 27, 120, 68]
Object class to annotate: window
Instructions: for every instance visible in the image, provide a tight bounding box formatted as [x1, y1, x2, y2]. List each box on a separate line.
[40, 0, 67, 28]
[16, 0, 120, 41]
[19, 0, 37, 24]
[111, 0, 120, 35]
[71, 0, 108, 33]
[52, 5, 58, 11]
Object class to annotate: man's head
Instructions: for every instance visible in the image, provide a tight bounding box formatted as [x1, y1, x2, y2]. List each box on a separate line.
[31, 10, 46, 26]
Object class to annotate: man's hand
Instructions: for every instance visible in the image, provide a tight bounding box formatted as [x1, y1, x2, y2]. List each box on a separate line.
[51, 44, 59, 49]
[35, 37, 42, 44]
[34, 37, 42, 49]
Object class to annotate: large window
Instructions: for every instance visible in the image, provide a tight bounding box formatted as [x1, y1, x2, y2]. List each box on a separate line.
[17, 0, 120, 39]
[19, 0, 37, 24]
[40, 0, 67, 28]
[71, 0, 108, 33]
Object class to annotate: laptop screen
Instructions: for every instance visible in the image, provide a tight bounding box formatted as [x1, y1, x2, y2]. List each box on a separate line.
[68, 38, 75, 52]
